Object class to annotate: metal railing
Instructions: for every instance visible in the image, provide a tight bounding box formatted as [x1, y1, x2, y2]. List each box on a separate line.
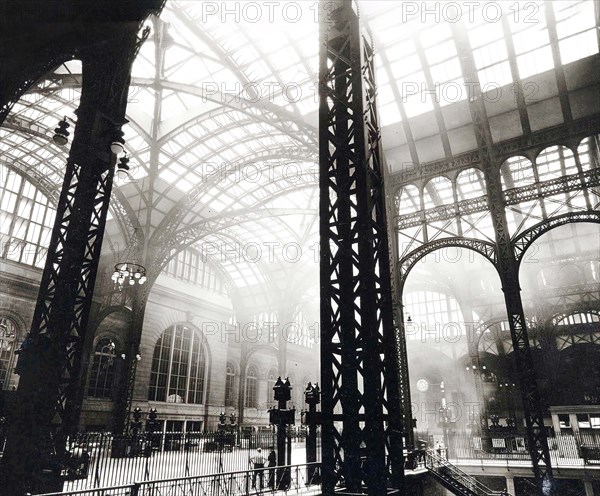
[21, 430, 320, 492]
[36, 462, 322, 496]
[423, 431, 600, 468]
[425, 451, 506, 496]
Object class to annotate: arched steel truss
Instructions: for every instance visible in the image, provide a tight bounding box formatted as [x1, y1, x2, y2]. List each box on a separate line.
[513, 212, 600, 265]
[398, 237, 498, 291]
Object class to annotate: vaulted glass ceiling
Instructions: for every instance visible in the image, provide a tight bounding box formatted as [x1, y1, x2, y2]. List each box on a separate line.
[0, 0, 598, 297]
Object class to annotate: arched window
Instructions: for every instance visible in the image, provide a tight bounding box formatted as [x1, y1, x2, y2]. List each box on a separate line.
[225, 363, 236, 407]
[395, 184, 420, 215]
[423, 176, 453, 209]
[87, 338, 117, 398]
[245, 365, 258, 408]
[537, 145, 577, 181]
[500, 155, 535, 189]
[456, 168, 486, 200]
[0, 317, 18, 390]
[148, 325, 207, 404]
[403, 290, 466, 341]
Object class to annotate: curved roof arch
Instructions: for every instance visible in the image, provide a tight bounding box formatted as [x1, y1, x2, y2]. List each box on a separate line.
[1, 0, 598, 314]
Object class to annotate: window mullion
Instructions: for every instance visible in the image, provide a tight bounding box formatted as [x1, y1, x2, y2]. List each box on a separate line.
[167, 326, 176, 400]
[2, 175, 25, 259]
[185, 330, 194, 403]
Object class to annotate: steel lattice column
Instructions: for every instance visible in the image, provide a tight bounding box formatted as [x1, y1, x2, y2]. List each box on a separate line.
[112, 289, 148, 439]
[385, 178, 414, 450]
[452, 23, 555, 496]
[319, 2, 404, 494]
[0, 29, 144, 496]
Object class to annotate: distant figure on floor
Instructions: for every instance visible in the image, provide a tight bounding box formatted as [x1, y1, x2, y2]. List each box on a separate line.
[267, 448, 276, 488]
[250, 447, 266, 490]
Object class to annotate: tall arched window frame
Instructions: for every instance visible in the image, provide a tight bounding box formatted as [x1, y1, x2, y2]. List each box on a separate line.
[225, 363, 236, 407]
[245, 365, 258, 408]
[87, 337, 117, 399]
[148, 324, 207, 404]
[0, 317, 18, 390]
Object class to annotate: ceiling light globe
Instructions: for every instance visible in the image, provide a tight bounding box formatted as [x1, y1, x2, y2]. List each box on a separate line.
[111, 141, 125, 156]
[53, 134, 68, 146]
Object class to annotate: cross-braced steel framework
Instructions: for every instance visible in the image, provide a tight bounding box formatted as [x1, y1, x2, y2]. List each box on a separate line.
[319, 2, 404, 494]
[0, 24, 151, 495]
[455, 23, 555, 496]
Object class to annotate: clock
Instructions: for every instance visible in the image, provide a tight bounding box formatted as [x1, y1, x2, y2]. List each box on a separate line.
[416, 378, 429, 392]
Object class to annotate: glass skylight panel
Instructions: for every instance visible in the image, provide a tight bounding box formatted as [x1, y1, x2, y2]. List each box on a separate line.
[537, 146, 577, 181]
[128, 88, 156, 119]
[132, 41, 156, 79]
[554, 1, 595, 35]
[54, 60, 82, 74]
[207, 196, 228, 211]
[578, 137, 595, 171]
[163, 44, 194, 70]
[386, 39, 417, 63]
[559, 30, 599, 65]
[468, 20, 504, 49]
[377, 84, 395, 107]
[219, 148, 240, 162]
[423, 176, 453, 208]
[517, 46, 554, 79]
[473, 40, 508, 69]
[389, 54, 421, 79]
[400, 71, 434, 118]
[420, 24, 452, 49]
[245, 60, 274, 82]
[396, 185, 420, 215]
[512, 25, 550, 54]
[161, 94, 188, 121]
[478, 61, 513, 90]
[457, 169, 486, 200]
[554, 1, 599, 65]
[501, 156, 535, 189]
[425, 40, 456, 66]
[378, 103, 401, 127]
[376, 25, 407, 47]
[430, 58, 461, 84]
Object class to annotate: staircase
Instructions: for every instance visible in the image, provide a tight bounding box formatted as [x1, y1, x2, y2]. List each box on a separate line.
[425, 451, 507, 496]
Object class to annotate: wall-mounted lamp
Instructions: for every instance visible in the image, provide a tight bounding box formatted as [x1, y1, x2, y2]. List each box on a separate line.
[120, 352, 142, 361]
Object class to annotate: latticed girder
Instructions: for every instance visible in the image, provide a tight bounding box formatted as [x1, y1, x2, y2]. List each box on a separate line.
[513, 211, 600, 264]
[319, 2, 404, 495]
[451, 21, 555, 495]
[398, 237, 497, 288]
[395, 167, 600, 231]
[0, 25, 150, 496]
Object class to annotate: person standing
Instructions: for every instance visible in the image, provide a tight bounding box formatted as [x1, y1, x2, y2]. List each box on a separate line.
[267, 448, 277, 488]
[250, 447, 266, 490]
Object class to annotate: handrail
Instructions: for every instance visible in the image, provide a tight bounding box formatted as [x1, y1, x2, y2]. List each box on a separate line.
[35, 462, 322, 496]
[425, 450, 506, 496]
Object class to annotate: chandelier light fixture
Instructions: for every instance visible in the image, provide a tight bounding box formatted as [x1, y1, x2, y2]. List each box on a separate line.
[110, 129, 126, 156]
[52, 116, 71, 146]
[116, 153, 131, 180]
[112, 261, 147, 289]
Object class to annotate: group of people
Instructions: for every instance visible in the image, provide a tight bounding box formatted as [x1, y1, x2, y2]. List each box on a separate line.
[249, 447, 277, 490]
